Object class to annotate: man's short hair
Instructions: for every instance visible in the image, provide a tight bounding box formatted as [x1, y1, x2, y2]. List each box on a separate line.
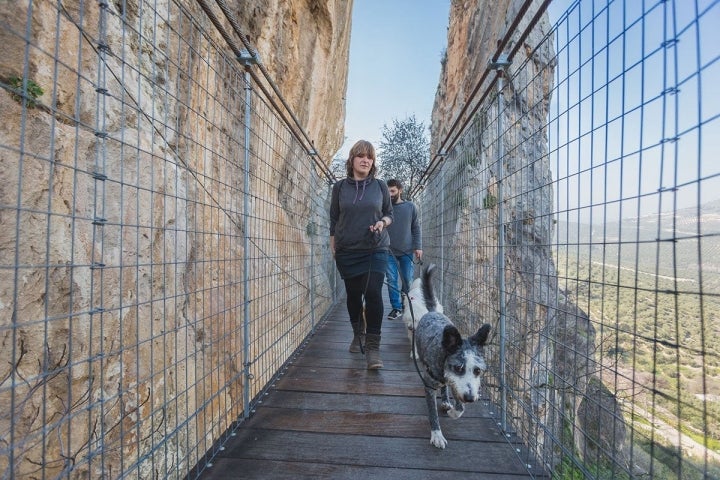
[387, 178, 403, 189]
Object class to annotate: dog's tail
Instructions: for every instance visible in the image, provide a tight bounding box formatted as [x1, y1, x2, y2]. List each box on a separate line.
[422, 264, 437, 312]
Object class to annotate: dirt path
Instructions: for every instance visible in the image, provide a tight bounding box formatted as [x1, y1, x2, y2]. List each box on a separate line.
[591, 260, 696, 283]
[629, 403, 720, 463]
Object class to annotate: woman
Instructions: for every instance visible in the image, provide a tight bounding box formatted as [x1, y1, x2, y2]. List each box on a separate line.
[329, 140, 393, 369]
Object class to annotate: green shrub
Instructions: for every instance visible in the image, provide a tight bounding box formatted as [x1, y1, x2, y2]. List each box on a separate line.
[483, 193, 497, 209]
[8, 75, 43, 107]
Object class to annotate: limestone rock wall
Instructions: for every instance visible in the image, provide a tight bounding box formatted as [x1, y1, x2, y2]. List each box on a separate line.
[432, 0, 513, 152]
[0, 0, 351, 478]
[238, 0, 352, 160]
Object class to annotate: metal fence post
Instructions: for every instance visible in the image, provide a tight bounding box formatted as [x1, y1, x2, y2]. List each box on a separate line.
[440, 166, 445, 302]
[91, 4, 110, 472]
[490, 53, 511, 433]
[310, 226, 316, 330]
[239, 50, 257, 420]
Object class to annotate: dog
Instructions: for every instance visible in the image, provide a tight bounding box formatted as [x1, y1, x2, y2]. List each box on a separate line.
[413, 264, 491, 449]
[402, 276, 443, 358]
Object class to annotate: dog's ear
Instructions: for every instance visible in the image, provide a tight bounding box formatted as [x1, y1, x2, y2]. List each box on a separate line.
[441, 325, 462, 354]
[469, 323, 491, 346]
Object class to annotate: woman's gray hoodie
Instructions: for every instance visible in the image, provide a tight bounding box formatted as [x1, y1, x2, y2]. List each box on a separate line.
[330, 176, 393, 252]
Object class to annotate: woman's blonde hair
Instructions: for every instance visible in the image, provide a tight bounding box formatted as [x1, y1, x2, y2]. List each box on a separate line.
[345, 140, 377, 178]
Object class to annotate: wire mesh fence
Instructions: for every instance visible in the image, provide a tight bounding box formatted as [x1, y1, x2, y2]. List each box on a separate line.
[0, 1, 338, 478]
[3, 0, 719, 479]
[417, 0, 720, 478]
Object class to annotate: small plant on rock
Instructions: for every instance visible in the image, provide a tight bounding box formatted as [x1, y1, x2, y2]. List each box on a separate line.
[7, 75, 44, 108]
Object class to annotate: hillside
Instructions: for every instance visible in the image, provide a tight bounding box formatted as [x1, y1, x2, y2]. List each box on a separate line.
[554, 199, 720, 454]
[556, 199, 720, 286]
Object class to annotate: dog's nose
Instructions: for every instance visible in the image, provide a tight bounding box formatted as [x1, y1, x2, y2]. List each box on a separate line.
[463, 393, 477, 402]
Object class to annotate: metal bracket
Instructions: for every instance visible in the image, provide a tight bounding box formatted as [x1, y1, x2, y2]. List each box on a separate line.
[237, 49, 259, 66]
[489, 53, 511, 70]
[243, 361, 255, 380]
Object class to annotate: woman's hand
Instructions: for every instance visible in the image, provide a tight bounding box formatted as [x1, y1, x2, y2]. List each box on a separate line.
[369, 217, 389, 233]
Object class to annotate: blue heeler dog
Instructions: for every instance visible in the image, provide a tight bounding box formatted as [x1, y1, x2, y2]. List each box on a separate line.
[413, 264, 491, 449]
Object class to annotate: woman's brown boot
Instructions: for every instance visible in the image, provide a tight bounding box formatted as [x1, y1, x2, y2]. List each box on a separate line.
[365, 334, 383, 369]
[349, 321, 365, 353]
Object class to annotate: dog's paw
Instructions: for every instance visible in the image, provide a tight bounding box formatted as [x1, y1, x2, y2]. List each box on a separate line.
[430, 430, 447, 449]
[439, 400, 453, 412]
[447, 407, 464, 419]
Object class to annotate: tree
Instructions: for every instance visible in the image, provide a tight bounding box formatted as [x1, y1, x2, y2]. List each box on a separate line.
[377, 115, 430, 199]
[330, 154, 346, 180]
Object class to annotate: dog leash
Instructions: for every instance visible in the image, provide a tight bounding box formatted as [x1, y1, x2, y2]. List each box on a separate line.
[357, 228, 383, 355]
[382, 251, 442, 389]
[358, 235, 444, 387]
[404, 286, 446, 389]
[358, 253, 373, 355]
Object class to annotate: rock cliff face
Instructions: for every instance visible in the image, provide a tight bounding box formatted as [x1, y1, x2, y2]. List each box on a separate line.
[431, 0, 513, 151]
[0, 1, 351, 478]
[237, 0, 352, 158]
[429, 0, 627, 471]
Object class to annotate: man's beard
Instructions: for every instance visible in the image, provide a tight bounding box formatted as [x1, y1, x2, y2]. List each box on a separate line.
[391, 196, 399, 204]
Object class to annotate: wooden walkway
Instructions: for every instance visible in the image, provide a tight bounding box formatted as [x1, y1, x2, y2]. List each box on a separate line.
[199, 294, 545, 479]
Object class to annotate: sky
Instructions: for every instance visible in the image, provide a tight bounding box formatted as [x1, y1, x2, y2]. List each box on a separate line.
[336, 0, 451, 161]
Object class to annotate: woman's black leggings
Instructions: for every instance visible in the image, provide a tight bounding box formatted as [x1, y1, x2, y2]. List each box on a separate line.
[344, 271, 385, 335]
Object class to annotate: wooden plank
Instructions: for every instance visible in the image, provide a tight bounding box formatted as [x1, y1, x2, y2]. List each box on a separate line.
[314, 322, 411, 338]
[216, 428, 536, 475]
[288, 351, 418, 370]
[307, 332, 412, 349]
[197, 298, 543, 479]
[258, 390, 493, 418]
[237, 405, 508, 442]
[273, 365, 428, 396]
[203, 457, 537, 480]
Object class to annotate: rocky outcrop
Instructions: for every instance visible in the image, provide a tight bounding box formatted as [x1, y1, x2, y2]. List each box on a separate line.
[235, 0, 352, 158]
[429, 0, 627, 472]
[431, 0, 513, 152]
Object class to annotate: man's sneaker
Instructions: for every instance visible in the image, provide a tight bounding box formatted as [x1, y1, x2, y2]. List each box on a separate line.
[387, 308, 402, 320]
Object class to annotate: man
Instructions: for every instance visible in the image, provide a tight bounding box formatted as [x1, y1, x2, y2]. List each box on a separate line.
[385, 179, 422, 320]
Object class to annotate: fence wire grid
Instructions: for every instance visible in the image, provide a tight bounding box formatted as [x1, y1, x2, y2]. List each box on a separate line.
[0, 0, 338, 478]
[2, 0, 720, 479]
[417, 0, 720, 479]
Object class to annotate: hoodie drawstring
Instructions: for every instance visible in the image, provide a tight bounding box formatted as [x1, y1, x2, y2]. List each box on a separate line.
[353, 178, 368, 204]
